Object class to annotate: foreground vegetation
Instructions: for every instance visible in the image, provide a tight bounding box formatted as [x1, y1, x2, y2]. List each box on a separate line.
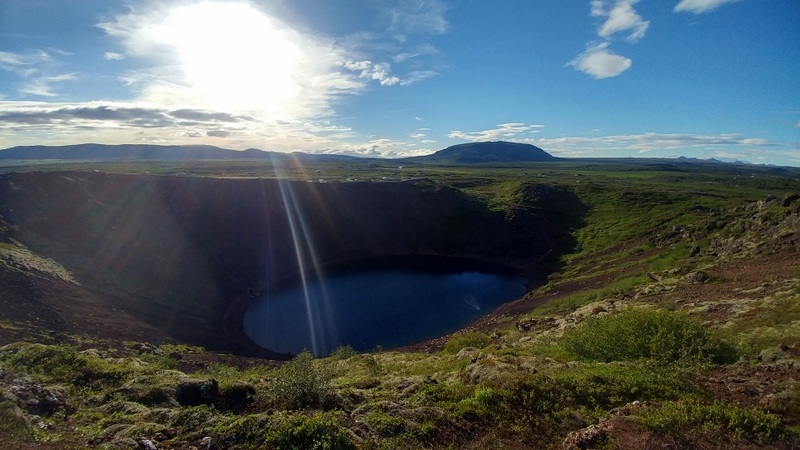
[1, 158, 799, 448]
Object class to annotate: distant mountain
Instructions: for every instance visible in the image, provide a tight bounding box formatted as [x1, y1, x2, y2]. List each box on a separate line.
[0, 143, 356, 162]
[415, 141, 557, 163]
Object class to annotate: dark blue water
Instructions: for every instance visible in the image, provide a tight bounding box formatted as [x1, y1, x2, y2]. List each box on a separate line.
[243, 260, 527, 356]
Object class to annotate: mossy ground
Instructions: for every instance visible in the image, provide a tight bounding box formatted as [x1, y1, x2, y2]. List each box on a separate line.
[1, 160, 799, 448]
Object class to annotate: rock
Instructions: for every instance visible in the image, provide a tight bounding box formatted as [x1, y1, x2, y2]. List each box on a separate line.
[7, 377, 71, 417]
[683, 271, 710, 284]
[516, 317, 558, 332]
[199, 436, 212, 448]
[562, 401, 647, 449]
[102, 437, 139, 449]
[135, 438, 158, 450]
[783, 192, 799, 207]
[175, 378, 220, 407]
[562, 423, 609, 449]
[218, 382, 255, 411]
[456, 347, 479, 359]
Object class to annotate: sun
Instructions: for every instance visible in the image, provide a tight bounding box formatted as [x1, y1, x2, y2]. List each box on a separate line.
[155, 2, 304, 114]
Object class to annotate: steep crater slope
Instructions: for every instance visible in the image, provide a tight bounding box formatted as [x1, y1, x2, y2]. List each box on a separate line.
[0, 171, 576, 354]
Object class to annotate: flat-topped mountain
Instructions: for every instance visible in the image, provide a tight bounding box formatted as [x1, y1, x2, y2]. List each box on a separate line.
[415, 141, 557, 163]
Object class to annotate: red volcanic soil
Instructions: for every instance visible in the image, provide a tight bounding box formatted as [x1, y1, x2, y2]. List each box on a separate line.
[0, 171, 573, 355]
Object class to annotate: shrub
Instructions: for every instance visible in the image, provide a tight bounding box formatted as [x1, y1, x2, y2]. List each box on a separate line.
[212, 412, 355, 450]
[328, 345, 358, 360]
[267, 413, 356, 450]
[636, 399, 787, 443]
[443, 332, 492, 354]
[266, 351, 334, 410]
[561, 308, 736, 364]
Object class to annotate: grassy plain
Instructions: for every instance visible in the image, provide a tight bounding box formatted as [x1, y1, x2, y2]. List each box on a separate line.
[1, 157, 799, 448]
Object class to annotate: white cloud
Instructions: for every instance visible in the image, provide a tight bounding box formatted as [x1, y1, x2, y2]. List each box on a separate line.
[674, 0, 742, 14]
[448, 123, 545, 141]
[104, 52, 124, 60]
[571, 1, 645, 79]
[410, 132, 426, 139]
[343, 60, 436, 86]
[97, 2, 361, 121]
[593, 0, 649, 43]
[568, 42, 632, 79]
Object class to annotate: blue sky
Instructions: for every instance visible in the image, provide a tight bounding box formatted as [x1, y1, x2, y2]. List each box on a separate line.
[0, 0, 798, 165]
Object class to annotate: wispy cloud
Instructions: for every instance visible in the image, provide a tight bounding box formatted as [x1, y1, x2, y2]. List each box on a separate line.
[20, 73, 79, 97]
[385, 0, 450, 42]
[567, 42, 632, 79]
[674, 0, 742, 14]
[0, 50, 51, 75]
[448, 123, 545, 141]
[103, 52, 124, 61]
[0, 50, 76, 97]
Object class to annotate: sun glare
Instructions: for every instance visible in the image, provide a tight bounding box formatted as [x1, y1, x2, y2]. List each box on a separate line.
[156, 2, 303, 114]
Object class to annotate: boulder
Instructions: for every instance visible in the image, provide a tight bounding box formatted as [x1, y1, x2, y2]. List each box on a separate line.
[7, 377, 71, 417]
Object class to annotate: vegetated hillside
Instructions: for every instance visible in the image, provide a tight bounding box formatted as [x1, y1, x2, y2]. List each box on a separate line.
[414, 141, 557, 163]
[0, 171, 576, 354]
[0, 164, 799, 449]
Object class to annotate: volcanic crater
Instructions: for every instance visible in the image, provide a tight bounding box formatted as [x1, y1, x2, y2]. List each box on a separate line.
[0, 171, 577, 356]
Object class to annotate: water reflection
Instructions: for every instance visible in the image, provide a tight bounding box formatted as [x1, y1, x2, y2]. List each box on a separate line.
[243, 262, 526, 356]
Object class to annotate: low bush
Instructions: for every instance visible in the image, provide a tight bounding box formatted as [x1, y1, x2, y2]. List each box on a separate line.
[561, 308, 737, 364]
[212, 412, 355, 450]
[265, 351, 334, 410]
[267, 413, 356, 450]
[636, 398, 788, 443]
[328, 345, 358, 360]
[443, 332, 492, 354]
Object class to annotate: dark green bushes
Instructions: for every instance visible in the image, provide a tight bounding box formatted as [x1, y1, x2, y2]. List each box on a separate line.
[562, 308, 737, 364]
